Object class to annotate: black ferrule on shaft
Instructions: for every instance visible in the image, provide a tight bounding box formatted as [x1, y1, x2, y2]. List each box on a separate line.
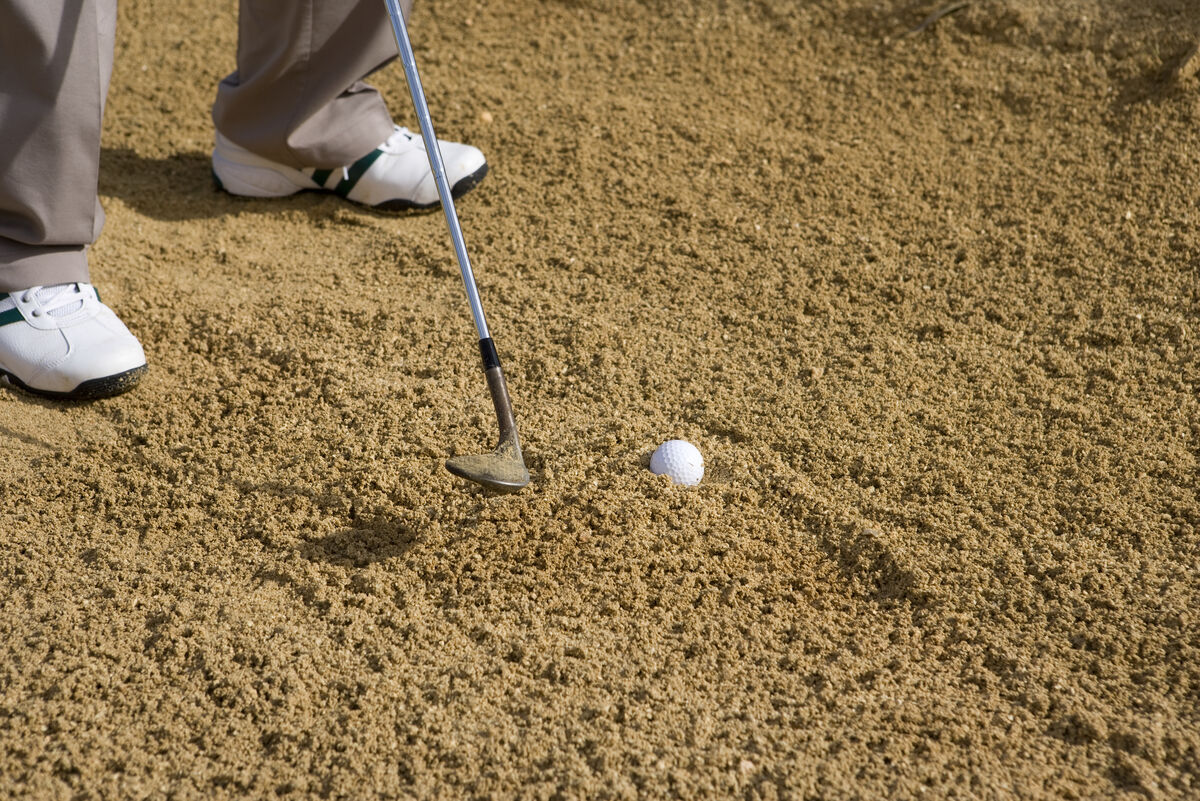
[479, 337, 501, 371]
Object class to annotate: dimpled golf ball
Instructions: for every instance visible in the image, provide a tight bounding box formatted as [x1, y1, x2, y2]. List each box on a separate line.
[650, 439, 704, 486]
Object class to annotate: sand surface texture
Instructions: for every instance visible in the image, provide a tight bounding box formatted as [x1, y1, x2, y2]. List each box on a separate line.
[2, 1, 1199, 798]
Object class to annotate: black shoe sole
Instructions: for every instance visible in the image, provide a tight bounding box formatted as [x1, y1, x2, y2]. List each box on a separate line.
[212, 162, 489, 213]
[1, 363, 147, 401]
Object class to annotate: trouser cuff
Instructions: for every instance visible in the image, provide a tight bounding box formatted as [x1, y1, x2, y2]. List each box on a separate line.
[0, 240, 91, 292]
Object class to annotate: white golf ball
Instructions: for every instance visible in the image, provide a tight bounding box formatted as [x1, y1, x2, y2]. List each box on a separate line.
[650, 439, 704, 486]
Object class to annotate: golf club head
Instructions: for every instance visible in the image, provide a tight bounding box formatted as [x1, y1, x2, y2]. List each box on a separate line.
[445, 359, 530, 492]
[383, 6, 531, 493]
[445, 432, 529, 492]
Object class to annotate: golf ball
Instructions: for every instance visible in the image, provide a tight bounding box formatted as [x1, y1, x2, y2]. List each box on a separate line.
[650, 439, 704, 486]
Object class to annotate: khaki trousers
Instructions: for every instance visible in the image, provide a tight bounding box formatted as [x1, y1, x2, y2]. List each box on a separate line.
[0, 0, 411, 292]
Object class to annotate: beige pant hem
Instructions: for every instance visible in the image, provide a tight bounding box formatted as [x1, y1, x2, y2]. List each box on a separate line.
[0, 242, 91, 292]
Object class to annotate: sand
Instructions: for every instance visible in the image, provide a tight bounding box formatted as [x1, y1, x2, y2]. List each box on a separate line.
[1, 0, 1198, 798]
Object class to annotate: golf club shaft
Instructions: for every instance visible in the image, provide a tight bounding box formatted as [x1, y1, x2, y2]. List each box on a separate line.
[383, 0, 490, 342]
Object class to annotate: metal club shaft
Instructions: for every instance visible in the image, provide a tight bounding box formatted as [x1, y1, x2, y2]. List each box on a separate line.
[383, 0, 489, 341]
[381, 1, 529, 491]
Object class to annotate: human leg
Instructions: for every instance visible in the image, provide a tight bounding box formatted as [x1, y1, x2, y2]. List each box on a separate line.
[211, 0, 487, 209]
[0, 0, 146, 399]
[0, 0, 115, 292]
[212, 0, 409, 168]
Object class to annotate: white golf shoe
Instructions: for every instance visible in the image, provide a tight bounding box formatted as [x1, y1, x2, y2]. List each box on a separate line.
[211, 125, 488, 210]
[0, 283, 147, 400]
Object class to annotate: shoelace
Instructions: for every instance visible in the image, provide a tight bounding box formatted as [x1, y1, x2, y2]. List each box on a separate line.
[22, 283, 87, 319]
[324, 128, 417, 182]
[379, 126, 418, 154]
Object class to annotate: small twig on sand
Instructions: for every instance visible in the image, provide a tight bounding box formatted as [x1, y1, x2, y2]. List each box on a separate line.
[905, 1, 971, 37]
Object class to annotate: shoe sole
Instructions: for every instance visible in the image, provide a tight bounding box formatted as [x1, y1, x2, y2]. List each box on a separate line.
[212, 163, 488, 212]
[374, 163, 490, 211]
[0, 364, 147, 401]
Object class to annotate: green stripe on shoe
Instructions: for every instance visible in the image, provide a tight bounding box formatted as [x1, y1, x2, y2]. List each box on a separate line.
[332, 149, 385, 198]
[0, 308, 24, 327]
[311, 169, 333, 188]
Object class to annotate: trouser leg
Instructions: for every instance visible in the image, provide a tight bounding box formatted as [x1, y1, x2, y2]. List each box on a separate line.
[212, 0, 412, 169]
[0, 0, 116, 292]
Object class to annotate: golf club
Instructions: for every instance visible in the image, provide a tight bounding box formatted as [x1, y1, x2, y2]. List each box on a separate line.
[382, 0, 530, 492]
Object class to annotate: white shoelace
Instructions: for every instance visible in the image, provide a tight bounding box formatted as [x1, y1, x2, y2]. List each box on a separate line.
[379, 126, 418, 154]
[21, 283, 87, 318]
[321, 129, 417, 182]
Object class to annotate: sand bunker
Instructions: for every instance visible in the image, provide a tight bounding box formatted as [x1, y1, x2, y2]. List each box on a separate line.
[1, 1, 1197, 798]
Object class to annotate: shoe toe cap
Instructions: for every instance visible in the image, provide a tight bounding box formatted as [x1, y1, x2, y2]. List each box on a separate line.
[444, 142, 487, 178]
[42, 319, 147, 395]
[355, 141, 488, 209]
